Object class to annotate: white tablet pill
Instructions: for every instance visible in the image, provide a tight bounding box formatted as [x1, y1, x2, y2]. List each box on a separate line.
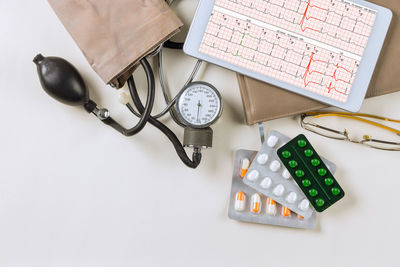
[260, 177, 272, 189]
[286, 192, 297, 204]
[267, 135, 279, 148]
[247, 170, 259, 181]
[273, 184, 285, 196]
[269, 160, 281, 172]
[282, 169, 291, 179]
[256, 153, 269, 165]
[298, 199, 310, 211]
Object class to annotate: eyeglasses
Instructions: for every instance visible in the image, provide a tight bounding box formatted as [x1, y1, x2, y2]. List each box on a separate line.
[300, 111, 400, 151]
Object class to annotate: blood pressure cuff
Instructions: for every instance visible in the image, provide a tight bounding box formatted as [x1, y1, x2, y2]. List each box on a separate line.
[48, 0, 183, 88]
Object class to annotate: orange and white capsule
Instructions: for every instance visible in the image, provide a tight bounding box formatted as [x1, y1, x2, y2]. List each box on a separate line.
[234, 192, 246, 212]
[281, 206, 291, 217]
[250, 193, 262, 213]
[266, 197, 277, 216]
[297, 214, 304, 220]
[240, 158, 250, 178]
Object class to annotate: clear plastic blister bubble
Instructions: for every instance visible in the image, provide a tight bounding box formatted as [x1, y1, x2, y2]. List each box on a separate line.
[228, 149, 317, 229]
[243, 130, 337, 219]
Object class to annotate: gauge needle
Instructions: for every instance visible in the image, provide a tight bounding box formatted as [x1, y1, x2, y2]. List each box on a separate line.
[196, 100, 202, 122]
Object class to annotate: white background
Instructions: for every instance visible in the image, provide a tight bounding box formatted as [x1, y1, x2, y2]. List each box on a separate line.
[1, 1, 400, 266]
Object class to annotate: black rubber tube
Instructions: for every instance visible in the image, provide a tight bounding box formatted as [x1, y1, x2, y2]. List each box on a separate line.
[99, 58, 155, 136]
[164, 40, 184, 50]
[122, 58, 155, 136]
[127, 78, 201, 169]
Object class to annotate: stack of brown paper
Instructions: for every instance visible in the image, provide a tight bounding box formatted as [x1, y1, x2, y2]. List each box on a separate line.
[238, 0, 400, 125]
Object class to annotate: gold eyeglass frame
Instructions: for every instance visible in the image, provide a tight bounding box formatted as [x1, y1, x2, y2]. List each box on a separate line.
[300, 111, 400, 151]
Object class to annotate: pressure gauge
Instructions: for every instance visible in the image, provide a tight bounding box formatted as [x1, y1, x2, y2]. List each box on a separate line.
[176, 82, 222, 128]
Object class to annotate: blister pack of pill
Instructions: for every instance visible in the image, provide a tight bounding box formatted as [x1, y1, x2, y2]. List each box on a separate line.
[243, 130, 337, 219]
[277, 134, 345, 212]
[228, 149, 317, 229]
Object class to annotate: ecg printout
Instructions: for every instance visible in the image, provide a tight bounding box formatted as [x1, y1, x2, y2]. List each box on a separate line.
[199, 0, 377, 102]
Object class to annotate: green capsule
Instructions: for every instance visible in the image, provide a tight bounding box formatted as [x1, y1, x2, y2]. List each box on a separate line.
[295, 170, 304, 178]
[304, 149, 313, 157]
[311, 158, 320, 166]
[332, 187, 341, 196]
[318, 168, 327, 176]
[325, 178, 333, 186]
[302, 179, 311, 187]
[316, 198, 325, 207]
[282, 150, 291, 159]
[309, 189, 318, 197]
[298, 139, 307, 147]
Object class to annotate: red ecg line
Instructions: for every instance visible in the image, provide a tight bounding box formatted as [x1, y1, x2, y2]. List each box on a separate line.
[327, 64, 351, 93]
[302, 52, 326, 87]
[299, 0, 328, 32]
[303, 53, 351, 95]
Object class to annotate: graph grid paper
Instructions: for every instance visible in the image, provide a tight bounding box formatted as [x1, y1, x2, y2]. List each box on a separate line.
[199, 0, 377, 102]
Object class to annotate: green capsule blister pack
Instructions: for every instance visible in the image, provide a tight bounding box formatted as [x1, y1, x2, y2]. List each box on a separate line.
[277, 134, 345, 212]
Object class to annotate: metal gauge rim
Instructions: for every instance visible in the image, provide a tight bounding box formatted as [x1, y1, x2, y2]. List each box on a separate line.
[176, 81, 223, 129]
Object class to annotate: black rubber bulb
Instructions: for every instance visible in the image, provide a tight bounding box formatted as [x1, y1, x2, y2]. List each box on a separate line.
[33, 54, 89, 106]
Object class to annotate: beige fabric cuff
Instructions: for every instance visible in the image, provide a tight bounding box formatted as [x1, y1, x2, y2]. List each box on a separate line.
[48, 0, 183, 88]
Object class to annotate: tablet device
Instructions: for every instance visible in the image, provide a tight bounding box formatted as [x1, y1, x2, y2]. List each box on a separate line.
[184, 0, 392, 112]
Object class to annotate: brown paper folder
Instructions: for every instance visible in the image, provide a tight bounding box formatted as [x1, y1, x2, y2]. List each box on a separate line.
[238, 0, 400, 125]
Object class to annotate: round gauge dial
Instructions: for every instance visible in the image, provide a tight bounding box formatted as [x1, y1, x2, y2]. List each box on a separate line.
[176, 82, 222, 128]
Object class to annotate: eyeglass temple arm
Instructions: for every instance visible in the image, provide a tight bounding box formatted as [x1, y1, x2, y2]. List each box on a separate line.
[304, 113, 400, 135]
[305, 111, 400, 123]
[301, 117, 346, 135]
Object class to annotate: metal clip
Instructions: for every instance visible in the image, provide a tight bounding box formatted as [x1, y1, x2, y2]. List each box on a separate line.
[92, 107, 110, 120]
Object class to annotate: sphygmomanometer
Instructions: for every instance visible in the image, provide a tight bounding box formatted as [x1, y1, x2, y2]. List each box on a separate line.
[34, 0, 222, 169]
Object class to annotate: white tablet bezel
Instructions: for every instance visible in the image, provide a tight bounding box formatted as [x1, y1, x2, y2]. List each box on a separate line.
[183, 0, 393, 112]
